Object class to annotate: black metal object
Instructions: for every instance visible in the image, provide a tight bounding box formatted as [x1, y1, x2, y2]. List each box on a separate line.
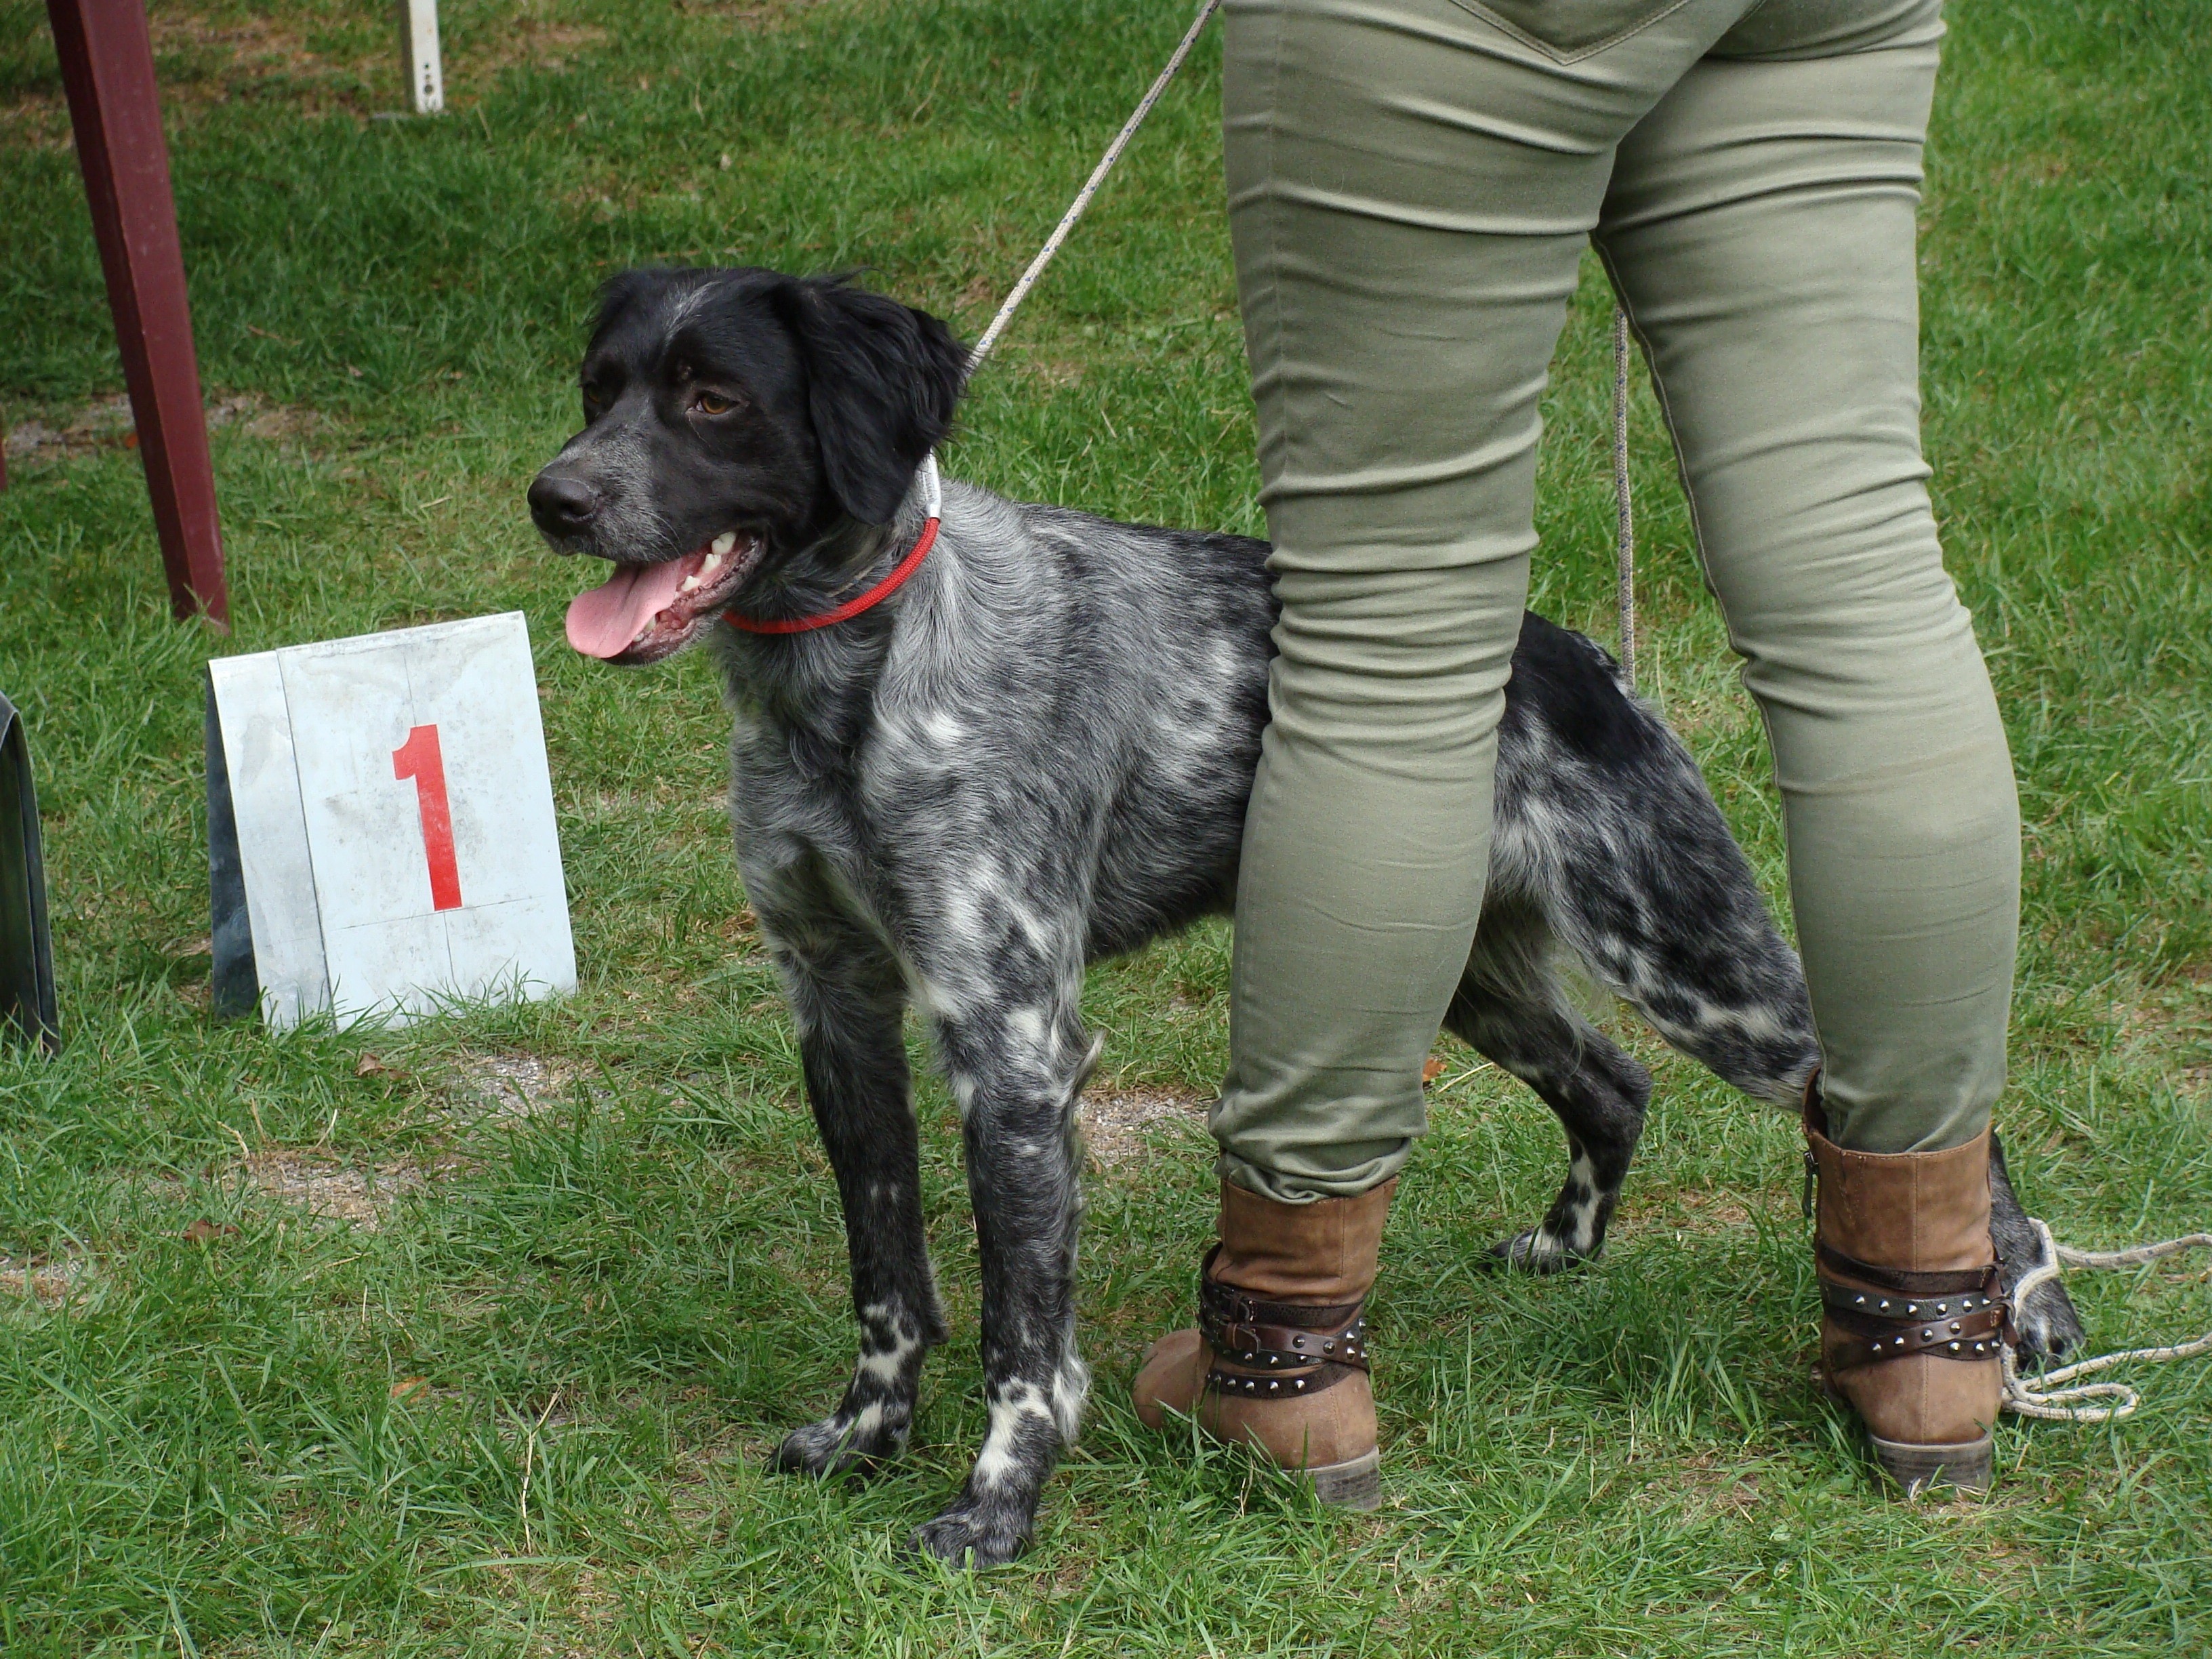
[0, 691, 59, 1052]
[205, 675, 259, 1019]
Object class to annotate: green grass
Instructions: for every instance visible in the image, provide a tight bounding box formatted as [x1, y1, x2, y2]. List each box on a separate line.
[2, 0, 2209, 1651]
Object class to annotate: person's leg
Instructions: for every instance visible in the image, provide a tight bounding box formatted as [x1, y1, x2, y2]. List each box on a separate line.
[1136, 0, 1752, 1501]
[1212, 0, 1736, 1204]
[1595, 3, 2015, 1159]
[1597, 1, 2017, 1490]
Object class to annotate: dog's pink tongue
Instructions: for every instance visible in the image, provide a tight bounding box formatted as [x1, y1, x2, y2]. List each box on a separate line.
[565, 560, 689, 659]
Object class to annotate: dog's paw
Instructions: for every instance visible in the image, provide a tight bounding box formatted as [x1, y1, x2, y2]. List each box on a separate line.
[2009, 1272, 2087, 1370]
[1483, 1227, 1590, 1275]
[772, 1406, 909, 1478]
[909, 1493, 1033, 1569]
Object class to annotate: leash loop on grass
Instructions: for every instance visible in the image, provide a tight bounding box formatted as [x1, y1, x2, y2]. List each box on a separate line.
[2002, 1216, 2212, 1422]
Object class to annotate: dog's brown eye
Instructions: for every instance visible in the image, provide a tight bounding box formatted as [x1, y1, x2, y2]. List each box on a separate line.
[695, 391, 737, 416]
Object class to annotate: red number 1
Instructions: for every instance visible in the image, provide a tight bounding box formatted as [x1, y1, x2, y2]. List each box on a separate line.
[392, 724, 464, 912]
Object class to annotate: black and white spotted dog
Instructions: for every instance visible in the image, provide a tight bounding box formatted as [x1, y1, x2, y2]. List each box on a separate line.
[529, 267, 2081, 1565]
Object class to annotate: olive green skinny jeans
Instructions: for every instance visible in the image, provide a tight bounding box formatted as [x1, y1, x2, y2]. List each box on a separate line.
[1212, 0, 2021, 1201]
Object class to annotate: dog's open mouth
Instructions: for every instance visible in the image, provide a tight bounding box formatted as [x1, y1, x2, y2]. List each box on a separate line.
[563, 532, 763, 663]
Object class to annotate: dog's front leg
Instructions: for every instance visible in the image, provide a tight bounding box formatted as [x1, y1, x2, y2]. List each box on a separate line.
[760, 914, 947, 1479]
[909, 982, 1097, 1568]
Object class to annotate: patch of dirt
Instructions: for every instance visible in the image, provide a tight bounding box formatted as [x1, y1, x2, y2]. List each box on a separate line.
[2110, 965, 2212, 1078]
[1634, 1185, 1757, 1233]
[238, 1151, 453, 1230]
[1988, 152, 2077, 188]
[3, 394, 134, 462]
[463, 1052, 581, 1119]
[670, 0, 833, 22]
[0, 1256, 91, 1308]
[956, 272, 998, 314]
[1080, 1082, 1208, 1168]
[210, 392, 324, 441]
[469, 20, 611, 79]
[4, 392, 324, 467]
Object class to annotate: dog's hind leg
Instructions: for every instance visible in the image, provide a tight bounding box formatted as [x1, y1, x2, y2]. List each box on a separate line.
[907, 962, 1095, 1568]
[1449, 904, 1652, 1271]
[753, 878, 946, 1479]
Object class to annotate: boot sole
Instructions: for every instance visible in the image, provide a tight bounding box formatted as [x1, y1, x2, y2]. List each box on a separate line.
[1869, 1433, 1993, 1499]
[1306, 1450, 1381, 1511]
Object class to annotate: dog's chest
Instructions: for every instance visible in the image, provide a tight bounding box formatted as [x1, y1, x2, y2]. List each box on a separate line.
[724, 698, 968, 937]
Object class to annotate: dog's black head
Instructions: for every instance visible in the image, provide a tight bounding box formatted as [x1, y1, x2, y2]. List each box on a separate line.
[529, 266, 967, 663]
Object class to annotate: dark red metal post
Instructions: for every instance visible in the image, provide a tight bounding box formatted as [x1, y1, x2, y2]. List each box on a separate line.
[45, 0, 228, 626]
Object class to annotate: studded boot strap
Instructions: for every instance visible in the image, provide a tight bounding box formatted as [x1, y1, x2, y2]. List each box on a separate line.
[1816, 1240, 2009, 1374]
[1196, 1246, 1372, 1401]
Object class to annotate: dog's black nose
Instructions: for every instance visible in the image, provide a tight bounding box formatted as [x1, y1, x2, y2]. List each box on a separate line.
[528, 470, 599, 537]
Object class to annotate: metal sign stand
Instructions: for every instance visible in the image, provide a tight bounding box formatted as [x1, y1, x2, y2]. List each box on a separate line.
[399, 0, 443, 115]
[205, 684, 258, 1020]
[0, 693, 59, 1053]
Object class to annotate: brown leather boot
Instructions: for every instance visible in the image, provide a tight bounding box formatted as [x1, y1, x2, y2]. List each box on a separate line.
[1132, 1177, 1394, 1510]
[1806, 1085, 2006, 1496]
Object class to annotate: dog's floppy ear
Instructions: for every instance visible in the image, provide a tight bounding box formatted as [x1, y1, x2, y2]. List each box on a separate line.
[772, 276, 967, 525]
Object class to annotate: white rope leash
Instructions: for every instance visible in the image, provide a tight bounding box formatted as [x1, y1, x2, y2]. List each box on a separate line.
[965, 0, 1224, 376]
[2002, 1216, 2212, 1422]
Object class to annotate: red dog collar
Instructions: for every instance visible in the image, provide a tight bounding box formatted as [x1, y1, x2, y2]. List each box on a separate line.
[725, 456, 941, 636]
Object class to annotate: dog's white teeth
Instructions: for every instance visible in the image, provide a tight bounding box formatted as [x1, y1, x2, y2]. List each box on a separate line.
[701, 549, 724, 575]
[711, 531, 737, 556]
[679, 573, 703, 593]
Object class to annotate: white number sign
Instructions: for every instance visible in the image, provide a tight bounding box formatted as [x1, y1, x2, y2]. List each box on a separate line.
[207, 613, 575, 1029]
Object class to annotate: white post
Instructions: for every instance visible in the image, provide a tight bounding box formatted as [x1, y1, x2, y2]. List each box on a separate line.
[399, 0, 443, 115]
